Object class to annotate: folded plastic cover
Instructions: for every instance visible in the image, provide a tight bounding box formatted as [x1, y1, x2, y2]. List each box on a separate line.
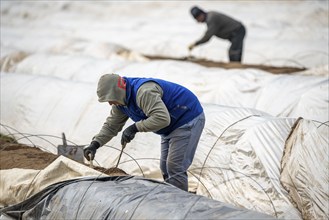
[0, 176, 275, 220]
[281, 119, 329, 219]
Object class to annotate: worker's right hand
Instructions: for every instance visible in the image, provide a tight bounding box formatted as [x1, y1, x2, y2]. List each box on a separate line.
[188, 43, 195, 51]
[83, 141, 100, 161]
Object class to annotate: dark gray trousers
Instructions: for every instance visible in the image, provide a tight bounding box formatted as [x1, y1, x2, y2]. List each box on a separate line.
[229, 25, 246, 62]
[160, 112, 205, 191]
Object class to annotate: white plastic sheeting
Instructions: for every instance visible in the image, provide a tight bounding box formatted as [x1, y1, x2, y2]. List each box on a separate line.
[0, 156, 106, 207]
[0, 73, 109, 153]
[4, 53, 329, 122]
[1, 70, 328, 219]
[1, 1, 328, 68]
[1, 2, 328, 219]
[281, 119, 329, 220]
[190, 106, 300, 219]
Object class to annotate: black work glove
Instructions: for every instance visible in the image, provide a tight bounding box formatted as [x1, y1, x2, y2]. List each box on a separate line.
[121, 124, 138, 146]
[83, 141, 100, 161]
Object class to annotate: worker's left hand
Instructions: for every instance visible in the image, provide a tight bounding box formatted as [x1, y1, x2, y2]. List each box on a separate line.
[188, 43, 195, 51]
[121, 123, 138, 145]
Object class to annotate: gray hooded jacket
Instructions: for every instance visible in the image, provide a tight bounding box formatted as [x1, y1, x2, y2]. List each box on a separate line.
[93, 74, 170, 146]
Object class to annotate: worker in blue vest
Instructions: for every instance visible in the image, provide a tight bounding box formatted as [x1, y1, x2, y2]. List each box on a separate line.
[84, 74, 205, 191]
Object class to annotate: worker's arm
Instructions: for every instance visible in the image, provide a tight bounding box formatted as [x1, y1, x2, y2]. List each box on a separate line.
[135, 82, 171, 132]
[195, 22, 218, 46]
[93, 106, 129, 146]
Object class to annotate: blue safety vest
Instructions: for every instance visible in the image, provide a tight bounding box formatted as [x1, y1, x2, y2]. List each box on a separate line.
[118, 77, 203, 135]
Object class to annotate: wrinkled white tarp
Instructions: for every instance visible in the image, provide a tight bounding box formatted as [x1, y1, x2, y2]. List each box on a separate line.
[189, 106, 301, 219]
[1, 72, 328, 219]
[0, 156, 106, 207]
[1, 1, 328, 68]
[1, 1, 328, 219]
[281, 119, 329, 220]
[2, 55, 329, 122]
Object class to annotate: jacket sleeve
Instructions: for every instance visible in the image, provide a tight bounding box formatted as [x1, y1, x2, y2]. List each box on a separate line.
[195, 22, 218, 45]
[135, 82, 170, 132]
[93, 106, 129, 146]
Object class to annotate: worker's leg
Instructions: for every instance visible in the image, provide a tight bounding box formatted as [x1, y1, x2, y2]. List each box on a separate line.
[229, 25, 246, 62]
[164, 112, 205, 191]
[160, 137, 169, 181]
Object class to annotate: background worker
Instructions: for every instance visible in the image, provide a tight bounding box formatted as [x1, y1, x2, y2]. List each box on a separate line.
[189, 6, 246, 62]
[83, 73, 205, 191]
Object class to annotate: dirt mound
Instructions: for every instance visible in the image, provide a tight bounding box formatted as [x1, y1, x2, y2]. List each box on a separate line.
[145, 55, 306, 74]
[93, 166, 128, 176]
[0, 135, 127, 176]
[0, 142, 59, 170]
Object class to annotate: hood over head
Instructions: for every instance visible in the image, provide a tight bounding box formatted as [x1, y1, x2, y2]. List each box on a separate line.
[97, 73, 126, 105]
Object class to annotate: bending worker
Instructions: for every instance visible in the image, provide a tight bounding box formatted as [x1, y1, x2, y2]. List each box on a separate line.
[84, 73, 205, 191]
[189, 5, 246, 62]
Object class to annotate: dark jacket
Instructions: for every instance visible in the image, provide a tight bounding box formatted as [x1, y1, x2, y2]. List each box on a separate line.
[195, 11, 243, 45]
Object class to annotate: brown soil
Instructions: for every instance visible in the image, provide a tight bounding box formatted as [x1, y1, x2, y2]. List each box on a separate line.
[145, 55, 306, 74]
[0, 136, 127, 176]
[93, 166, 127, 176]
[0, 141, 59, 170]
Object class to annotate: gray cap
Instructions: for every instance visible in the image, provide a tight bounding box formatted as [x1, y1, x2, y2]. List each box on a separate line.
[97, 74, 126, 105]
[190, 6, 205, 19]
